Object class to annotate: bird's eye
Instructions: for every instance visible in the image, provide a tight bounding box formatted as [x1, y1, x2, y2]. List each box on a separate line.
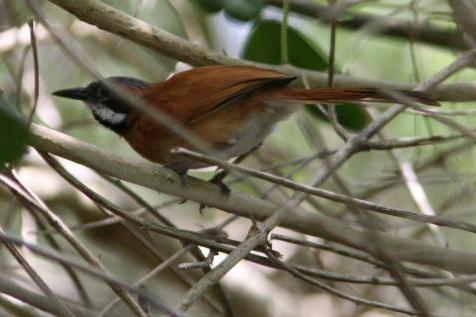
[94, 86, 104, 98]
[94, 86, 111, 103]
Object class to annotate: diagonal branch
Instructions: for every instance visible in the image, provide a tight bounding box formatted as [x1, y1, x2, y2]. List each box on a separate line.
[0, 275, 95, 317]
[0, 172, 149, 317]
[43, 0, 476, 102]
[174, 147, 476, 234]
[27, 123, 476, 274]
[0, 226, 76, 317]
[266, 0, 465, 50]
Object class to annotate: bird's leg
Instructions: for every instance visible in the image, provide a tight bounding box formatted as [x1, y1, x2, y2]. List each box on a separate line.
[168, 166, 189, 188]
[208, 171, 231, 195]
[164, 164, 190, 204]
[177, 169, 189, 188]
[164, 161, 190, 186]
[208, 142, 263, 194]
[200, 143, 263, 213]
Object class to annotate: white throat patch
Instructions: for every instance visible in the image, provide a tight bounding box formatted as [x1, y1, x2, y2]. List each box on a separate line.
[90, 103, 127, 125]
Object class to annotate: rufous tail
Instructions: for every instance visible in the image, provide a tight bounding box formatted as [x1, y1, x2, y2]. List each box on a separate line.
[277, 87, 439, 106]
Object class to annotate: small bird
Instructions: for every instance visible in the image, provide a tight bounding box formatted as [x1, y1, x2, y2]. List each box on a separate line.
[53, 65, 437, 185]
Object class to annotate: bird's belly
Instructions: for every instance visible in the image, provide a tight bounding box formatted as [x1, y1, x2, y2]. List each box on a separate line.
[221, 102, 293, 158]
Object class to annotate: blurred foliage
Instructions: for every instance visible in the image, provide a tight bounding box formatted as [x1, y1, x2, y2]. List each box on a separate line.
[243, 20, 328, 69]
[0, 0, 30, 28]
[193, 0, 264, 21]
[193, 0, 224, 13]
[224, 0, 264, 21]
[1, 1, 476, 317]
[0, 92, 28, 166]
[243, 19, 369, 130]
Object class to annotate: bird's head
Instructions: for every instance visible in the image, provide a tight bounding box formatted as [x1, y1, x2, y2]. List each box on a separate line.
[53, 77, 149, 133]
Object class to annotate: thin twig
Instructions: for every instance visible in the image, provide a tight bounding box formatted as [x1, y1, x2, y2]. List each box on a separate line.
[175, 103, 411, 311]
[0, 231, 186, 317]
[0, 226, 76, 317]
[38, 151, 229, 316]
[98, 246, 194, 317]
[0, 276, 94, 317]
[174, 147, 476, 234]
[265, 250, 418, 316]
[98, 174, 176, 226]
[27, 124, 476, 275]
[42, 0, 476, 102]
[280, 0, 289, 64]
[0, 173, 149, 317]
[26, 19, 39, 127]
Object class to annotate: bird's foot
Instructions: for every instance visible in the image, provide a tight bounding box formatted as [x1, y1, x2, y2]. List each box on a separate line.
[209, 171, 231, 195]
[199, 171, 231, 213]
[164, 164, 189, 187]
[164, 164, 189, 204]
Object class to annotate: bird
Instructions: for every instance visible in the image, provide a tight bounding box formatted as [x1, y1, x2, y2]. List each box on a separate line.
[53, 65, 438, 188]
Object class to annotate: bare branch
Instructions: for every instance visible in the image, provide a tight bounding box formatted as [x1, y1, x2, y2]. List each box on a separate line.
[265, 251, 418, 316]
[42, 0, 476, 102]
[0, 226, 76, 317]
[0, 231, 185, 317]
[266, 0, 465, 50]
[174, 147, 476, 234]
[0, 276, 94, 317]
[27, 124, 476, 274]
[0, 172, 149, 317]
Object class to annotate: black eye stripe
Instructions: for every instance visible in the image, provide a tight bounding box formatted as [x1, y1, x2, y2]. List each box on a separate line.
[98, 96, 110, 103]
[101, 97, 130, 114]
[86, 77, 150, 115]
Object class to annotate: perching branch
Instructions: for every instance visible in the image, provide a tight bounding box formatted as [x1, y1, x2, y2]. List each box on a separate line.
[267, 0, 465, 50]
[11, 1, 476, 315]
[0, 276, 95, 317]
[44, 0, 476, 102]
[28, 124, 476, 275]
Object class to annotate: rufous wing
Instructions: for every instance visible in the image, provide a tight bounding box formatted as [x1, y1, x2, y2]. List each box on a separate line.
[139, 65, 296, 125]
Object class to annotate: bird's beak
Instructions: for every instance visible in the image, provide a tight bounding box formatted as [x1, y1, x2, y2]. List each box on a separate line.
[52, 87, 88, 101]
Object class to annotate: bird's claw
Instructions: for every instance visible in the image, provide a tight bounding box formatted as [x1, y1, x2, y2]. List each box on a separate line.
[198, 172, 231, 213]
[210, 177, 231, 195]
[164, 165, 189, 203]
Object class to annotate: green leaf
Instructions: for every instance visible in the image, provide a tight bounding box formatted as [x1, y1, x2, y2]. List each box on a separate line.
[242, 20, 369, 130]
[306, 101, 369, 131]
[192, 0, 224, 13]
[224, 0, 264, 22]
[243, 20, 328, 69]
[0, 92, 28, 166]
[0, 2, 30, 27]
